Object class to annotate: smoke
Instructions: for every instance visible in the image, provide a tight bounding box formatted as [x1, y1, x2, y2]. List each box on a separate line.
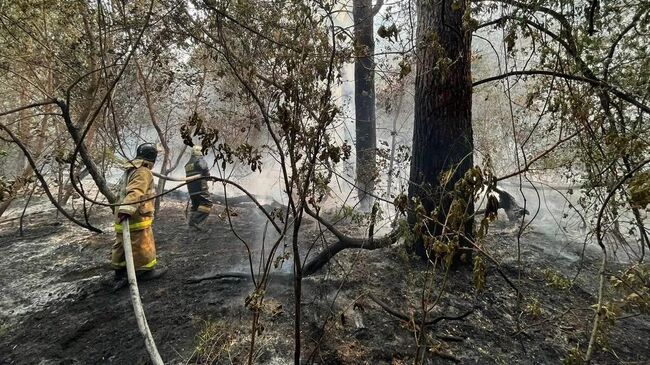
[497, 179, 646, 264]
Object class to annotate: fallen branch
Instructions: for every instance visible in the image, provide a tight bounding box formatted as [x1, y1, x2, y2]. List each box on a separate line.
[435, 334, 464, 342]
[302, 205, 402, 276]
[0, 210, 48, 224]
[185, 271, 251, 284]
[122, 219, 163, 365]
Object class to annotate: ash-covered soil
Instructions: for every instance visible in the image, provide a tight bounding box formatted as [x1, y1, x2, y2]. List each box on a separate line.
[0, 198, 648, 364]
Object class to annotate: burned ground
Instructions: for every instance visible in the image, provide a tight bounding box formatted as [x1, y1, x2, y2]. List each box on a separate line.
[0, 199, 648, 364]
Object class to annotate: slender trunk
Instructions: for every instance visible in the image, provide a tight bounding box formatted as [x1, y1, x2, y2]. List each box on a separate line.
[386, 83, 405, 198]
[59, 101, 117, 204]
[354, 0, 376, 208]
[19, 183, 37, 236]
[292, 209, 303, 364]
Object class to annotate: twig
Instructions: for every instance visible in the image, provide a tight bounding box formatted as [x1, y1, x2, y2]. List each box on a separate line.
[367, 294, 474, 327]
[0, 99, 56, 117]
[586, 158, 650, 364]
[19, 183, 38, 237]
[0, 122, 101, 232]
[473, 70, 650, 114]
[435, 334, 464, 342]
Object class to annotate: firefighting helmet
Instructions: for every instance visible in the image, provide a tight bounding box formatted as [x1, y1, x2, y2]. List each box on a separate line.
[136, 143, 158, 163]
[192, 144, 204, 156]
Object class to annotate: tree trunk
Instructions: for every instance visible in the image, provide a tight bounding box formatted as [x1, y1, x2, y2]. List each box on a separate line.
[354, 0, 377, 209]
[59, 101, 117, 204]
[408, 0, 474, 261]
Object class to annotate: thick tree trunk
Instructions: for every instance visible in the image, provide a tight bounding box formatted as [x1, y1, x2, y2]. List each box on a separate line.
[408, 0, 474, 261]
[354, 0, 377, 208]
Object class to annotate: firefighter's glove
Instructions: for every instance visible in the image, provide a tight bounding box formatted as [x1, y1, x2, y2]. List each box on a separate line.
[118, 213, 130, 223]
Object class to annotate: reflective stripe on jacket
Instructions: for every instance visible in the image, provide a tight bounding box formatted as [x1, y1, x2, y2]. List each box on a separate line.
[185, 155, 210, 196]
[112, 159, 157, 271]
[114, 217, 153, 233]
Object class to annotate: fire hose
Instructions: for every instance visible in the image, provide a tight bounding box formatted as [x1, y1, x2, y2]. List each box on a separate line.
[118, 172, 227, 364]
[122, 219, 164, 365]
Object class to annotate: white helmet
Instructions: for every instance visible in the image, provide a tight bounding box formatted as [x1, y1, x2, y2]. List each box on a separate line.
[192, 145, 203, 156]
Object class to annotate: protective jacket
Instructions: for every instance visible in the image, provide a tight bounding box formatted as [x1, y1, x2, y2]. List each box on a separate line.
[111, 159, 157, 271]
[185, 155, 210, 196]
[185, 154, 212, 227]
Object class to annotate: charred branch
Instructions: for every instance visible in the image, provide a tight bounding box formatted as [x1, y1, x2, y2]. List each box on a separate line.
[302, 205, 401, 276]
[0, 99, 56, 118]
[185, 271, 250, 284]
[367, 294, 474, 327]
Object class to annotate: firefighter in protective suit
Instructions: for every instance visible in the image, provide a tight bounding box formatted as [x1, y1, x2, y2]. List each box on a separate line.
[185, 145, 213, 229]
[112, 143, 166, 290]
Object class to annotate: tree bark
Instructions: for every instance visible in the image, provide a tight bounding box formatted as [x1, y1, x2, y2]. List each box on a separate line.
[408, 0, 474, 261]
[354, 0, 377, 209]
[58, 100, 117, 204]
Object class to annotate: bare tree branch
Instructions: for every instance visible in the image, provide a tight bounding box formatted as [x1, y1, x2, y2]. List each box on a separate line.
[473, 70, 650, 114]
[371, 0, 384, 16]
[587, 158, 650, 363]
[368, 294, 474, 327]
[497, 129, 581, 181]
[302, 205, 401, 276]
[0, 99, 56, 118]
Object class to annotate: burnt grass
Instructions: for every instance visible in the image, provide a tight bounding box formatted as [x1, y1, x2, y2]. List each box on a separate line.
[0, 200, 648, 364]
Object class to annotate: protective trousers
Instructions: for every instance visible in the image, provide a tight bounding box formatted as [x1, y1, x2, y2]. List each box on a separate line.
[189, 193, 212, 227]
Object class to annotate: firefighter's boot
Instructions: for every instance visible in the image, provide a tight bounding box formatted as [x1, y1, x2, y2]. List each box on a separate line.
[136, 267, 168, 282]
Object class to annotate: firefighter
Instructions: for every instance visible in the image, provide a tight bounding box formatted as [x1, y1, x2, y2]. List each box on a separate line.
[185, 144, 213, 229]
[112, 143, 166, 290]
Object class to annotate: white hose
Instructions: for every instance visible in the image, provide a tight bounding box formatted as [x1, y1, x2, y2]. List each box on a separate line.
[122, 219, 164, 365]
[152, 171, 199, 182]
